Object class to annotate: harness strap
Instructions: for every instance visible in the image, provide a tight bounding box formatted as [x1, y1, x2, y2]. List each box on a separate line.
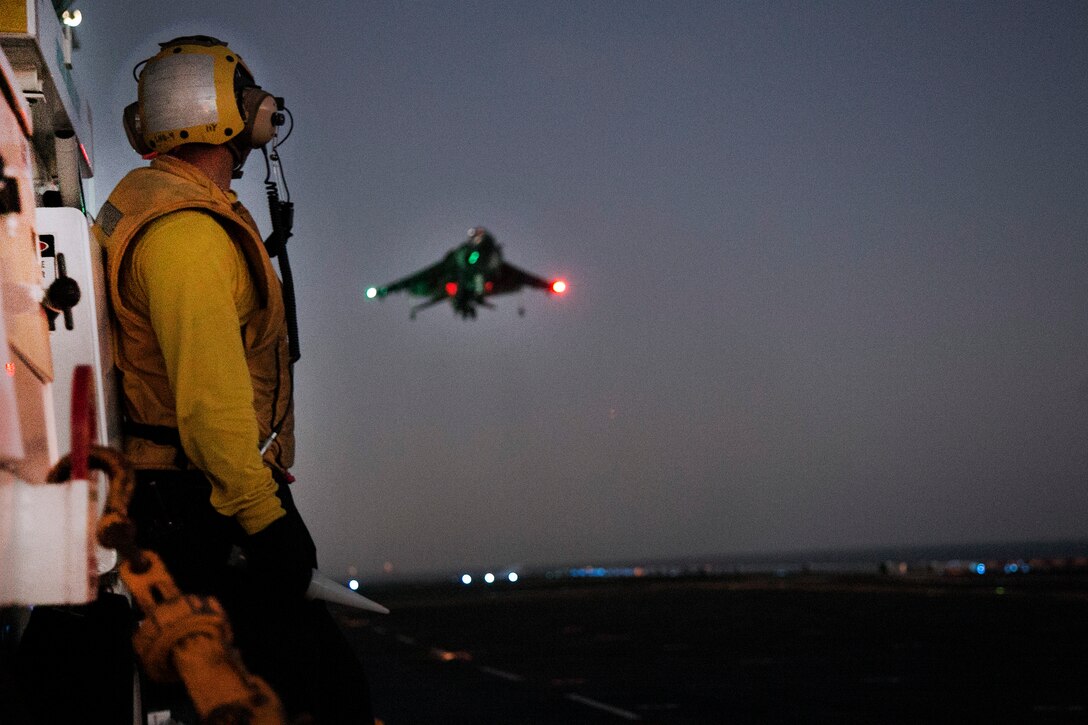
[123, 419, 293, 485]
[122, 420, 188, 469]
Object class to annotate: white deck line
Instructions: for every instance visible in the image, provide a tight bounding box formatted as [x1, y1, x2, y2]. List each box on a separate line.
[478, 665, 525, 682]
[566, 693, 642, 721]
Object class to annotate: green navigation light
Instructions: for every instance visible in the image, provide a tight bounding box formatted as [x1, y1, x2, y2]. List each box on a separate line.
[468, 251, 480, 265]
[366, 287, 378, 299]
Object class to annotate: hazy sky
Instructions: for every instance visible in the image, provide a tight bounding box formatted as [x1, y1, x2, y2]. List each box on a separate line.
[77, 2, 1088, 578]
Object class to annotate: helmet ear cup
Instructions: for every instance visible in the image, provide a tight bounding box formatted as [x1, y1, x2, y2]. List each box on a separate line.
[240, 87, 278, 148]
[122, 102, 152, 155]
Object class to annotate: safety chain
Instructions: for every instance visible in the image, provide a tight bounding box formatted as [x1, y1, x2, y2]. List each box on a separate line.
[48, 446, 287, 725]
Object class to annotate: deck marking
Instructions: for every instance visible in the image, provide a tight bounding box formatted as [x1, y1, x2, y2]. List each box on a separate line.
[566, 693, 642, 720]
[395, 634, 417, 645]
[479, 665, 525, 682]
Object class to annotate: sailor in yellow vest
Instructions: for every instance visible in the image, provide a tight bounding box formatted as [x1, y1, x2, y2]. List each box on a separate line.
[93, 36, 372, 723]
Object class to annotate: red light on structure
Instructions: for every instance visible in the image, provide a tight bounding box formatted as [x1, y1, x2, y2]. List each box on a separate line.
[484, 281, 494, 293]
[445, 282, 458, 296]
[551, 280, 567, 294]
[4, 361, 14, 377]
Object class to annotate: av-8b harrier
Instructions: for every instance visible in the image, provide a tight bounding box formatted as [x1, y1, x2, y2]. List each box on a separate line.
[366, 227, 568, 319]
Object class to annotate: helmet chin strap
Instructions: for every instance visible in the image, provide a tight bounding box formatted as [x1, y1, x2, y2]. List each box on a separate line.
[229, 141, 252, 179]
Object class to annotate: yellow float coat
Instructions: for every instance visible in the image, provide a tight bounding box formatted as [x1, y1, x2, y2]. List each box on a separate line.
[93, 155, 293, 533]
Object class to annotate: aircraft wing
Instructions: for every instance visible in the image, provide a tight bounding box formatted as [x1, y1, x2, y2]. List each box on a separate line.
[488, 261, 553, 296]
[377, 259, 449, 297]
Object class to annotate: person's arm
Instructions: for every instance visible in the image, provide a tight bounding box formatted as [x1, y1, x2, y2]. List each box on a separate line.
[130, 210, 286, 534]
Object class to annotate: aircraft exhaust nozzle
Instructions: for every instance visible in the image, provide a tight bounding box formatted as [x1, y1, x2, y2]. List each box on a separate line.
[306, 568, 390, 614]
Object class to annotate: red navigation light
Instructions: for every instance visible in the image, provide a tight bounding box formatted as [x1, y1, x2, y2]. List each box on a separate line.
[445, 282, 458, 296]
[484, 281, 494, 293]
[551, 280, 567, 294]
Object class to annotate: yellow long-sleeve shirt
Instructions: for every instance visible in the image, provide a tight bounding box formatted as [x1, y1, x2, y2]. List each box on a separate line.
[122, 209, 286, 534]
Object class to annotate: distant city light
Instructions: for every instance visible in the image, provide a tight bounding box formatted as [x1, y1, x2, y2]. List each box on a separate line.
[366, 287, 378, 299]
[508, 572, 519, 583]
[62, 9, 81, 27]
[348, 579, 359, 591]
[484, 572, 496, 584]
[568, 565, 640, 578]
[461, 574, 472, 585]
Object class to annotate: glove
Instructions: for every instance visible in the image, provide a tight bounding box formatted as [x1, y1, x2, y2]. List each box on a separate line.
[244, 508, 318, 601]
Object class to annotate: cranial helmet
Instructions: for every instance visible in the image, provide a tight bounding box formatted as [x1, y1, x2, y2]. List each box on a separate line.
[123, 35, 280, 160]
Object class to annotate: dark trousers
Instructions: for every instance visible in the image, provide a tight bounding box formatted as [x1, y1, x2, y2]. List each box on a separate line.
[129, 469, 373, 724]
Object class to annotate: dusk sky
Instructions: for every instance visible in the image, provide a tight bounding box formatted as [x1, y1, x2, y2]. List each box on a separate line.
[77, 2, 1088, 579]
